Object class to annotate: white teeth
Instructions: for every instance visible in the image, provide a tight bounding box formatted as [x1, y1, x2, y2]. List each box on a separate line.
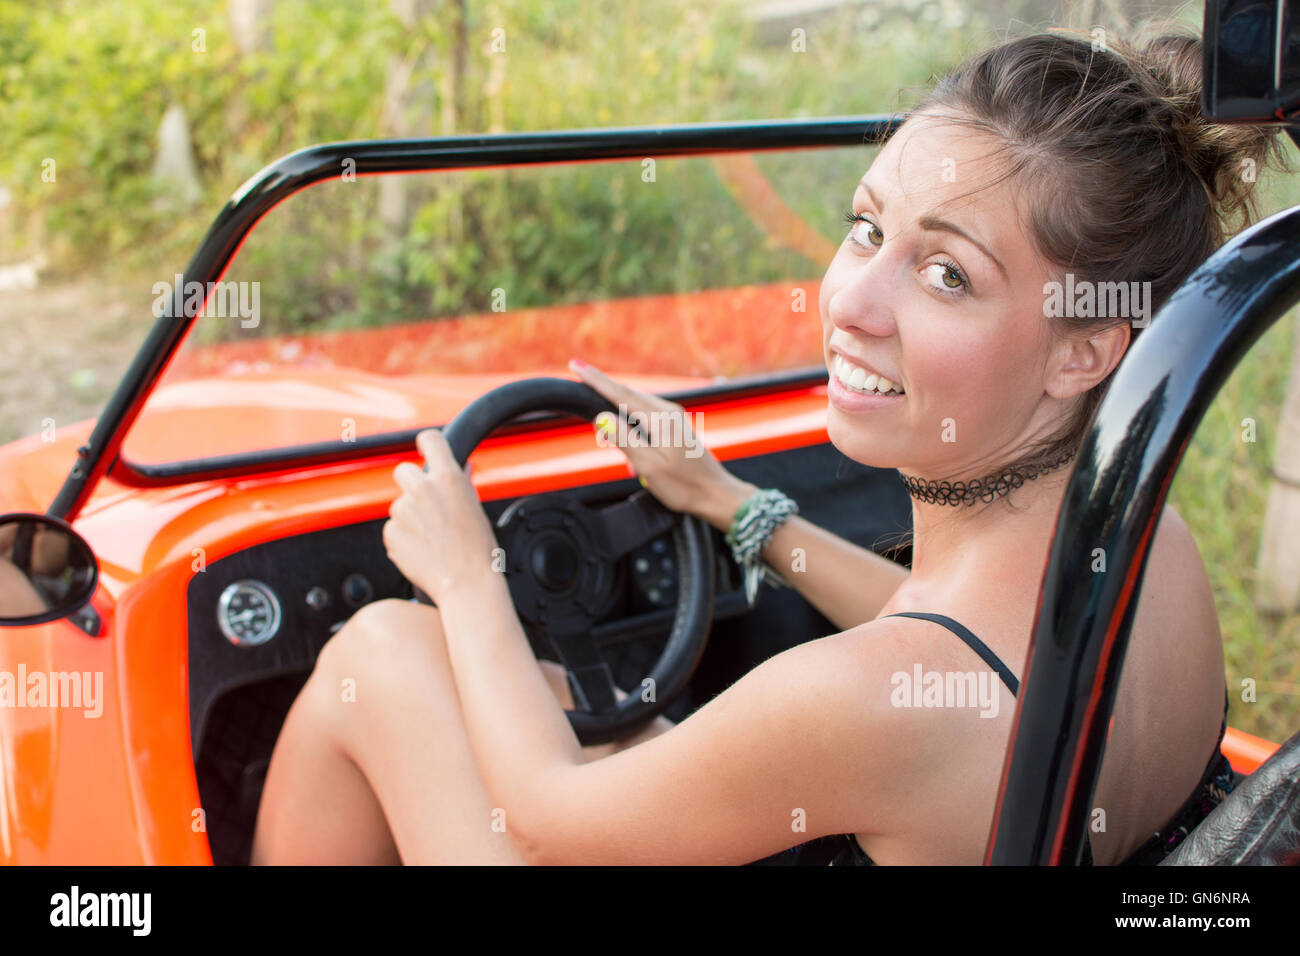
[832, 354, 903, 396]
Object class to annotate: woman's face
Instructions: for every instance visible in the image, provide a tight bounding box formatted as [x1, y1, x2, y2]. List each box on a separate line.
[819, 110, 1063, 477]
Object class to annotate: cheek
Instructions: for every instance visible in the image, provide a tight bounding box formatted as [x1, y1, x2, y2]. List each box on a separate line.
[916, 333, 1040, 435]
[912, 333, 1017, 416]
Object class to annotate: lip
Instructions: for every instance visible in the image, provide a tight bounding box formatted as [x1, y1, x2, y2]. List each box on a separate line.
[829, 348, 903, 392]
[827, 370, 905, 412]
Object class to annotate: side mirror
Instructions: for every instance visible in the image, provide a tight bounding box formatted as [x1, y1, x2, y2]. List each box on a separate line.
[1204, 0, 1300, 123]
[0, 513, 99, 627]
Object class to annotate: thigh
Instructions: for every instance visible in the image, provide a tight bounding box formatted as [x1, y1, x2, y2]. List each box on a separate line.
[311, 599, 524, 863]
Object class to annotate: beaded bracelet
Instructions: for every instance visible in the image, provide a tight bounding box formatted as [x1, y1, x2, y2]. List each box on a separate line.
[725, 488, 799, 606]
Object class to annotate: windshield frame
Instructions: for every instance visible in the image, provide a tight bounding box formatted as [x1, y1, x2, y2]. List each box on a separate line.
[47, 115, 901, 521]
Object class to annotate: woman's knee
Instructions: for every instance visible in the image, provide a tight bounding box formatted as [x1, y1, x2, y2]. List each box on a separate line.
[319, 599, 445, 673]
[309, 599, 451, 723]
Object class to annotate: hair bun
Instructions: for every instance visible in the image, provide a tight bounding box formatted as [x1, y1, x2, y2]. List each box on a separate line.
[1134, 30, 1289, 236]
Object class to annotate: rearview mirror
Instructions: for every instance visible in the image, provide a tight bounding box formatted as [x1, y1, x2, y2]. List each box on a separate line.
[1204, 0, 1300, 122]
[0, 513, 98, 627]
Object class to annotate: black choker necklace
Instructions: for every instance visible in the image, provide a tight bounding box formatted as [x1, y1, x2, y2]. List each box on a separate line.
[899, 449, 1077, 506]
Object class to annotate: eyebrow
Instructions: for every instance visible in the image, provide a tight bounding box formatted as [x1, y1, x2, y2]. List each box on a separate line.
[859, 178, 1008, 281]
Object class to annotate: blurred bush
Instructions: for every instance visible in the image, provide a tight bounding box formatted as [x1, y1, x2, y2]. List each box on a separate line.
[0, 0, 981, 333]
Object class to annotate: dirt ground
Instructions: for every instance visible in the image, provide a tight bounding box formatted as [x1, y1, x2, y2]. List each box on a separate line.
[0, 278, 150, 445]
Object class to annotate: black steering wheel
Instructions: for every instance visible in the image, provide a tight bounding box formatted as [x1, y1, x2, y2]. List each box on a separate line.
[413, 377, 716, 746]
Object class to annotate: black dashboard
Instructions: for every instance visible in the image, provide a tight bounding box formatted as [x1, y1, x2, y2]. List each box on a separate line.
[186, 476, 752, 758]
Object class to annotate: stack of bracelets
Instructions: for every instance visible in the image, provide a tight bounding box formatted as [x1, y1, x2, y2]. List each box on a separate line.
[724, 488, 800, 606]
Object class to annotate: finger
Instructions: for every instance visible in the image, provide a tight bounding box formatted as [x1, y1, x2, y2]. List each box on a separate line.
[593, 408, 652, 448]
[570, 359, 641, 407]
[393, 461, 425, 494]
[416, 428, 459, 472]
[621, 407, 650, 442]
[593, 410, 618, 442]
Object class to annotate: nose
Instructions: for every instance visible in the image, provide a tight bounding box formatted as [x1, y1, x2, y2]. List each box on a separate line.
[826, 256, 900, 340]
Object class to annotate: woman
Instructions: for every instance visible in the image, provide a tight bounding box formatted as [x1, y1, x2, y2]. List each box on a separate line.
[252, 27, 1288, 865]
[0, 520, 62, 619]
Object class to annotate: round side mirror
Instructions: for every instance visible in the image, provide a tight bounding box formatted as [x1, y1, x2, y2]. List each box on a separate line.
[0, 513, 98, 627]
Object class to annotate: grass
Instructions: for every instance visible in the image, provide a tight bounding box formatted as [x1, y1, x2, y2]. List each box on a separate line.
[1169, 164, 1300, 744]
[1171, 310, 1300, 744]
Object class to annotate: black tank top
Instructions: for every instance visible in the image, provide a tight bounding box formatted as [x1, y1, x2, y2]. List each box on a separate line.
[748, 612, 1235, 866]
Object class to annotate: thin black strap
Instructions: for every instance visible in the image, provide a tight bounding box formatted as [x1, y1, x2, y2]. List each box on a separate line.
[884, 612, 1020, 696]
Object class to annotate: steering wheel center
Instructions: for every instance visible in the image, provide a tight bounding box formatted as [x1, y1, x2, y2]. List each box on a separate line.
[493, 494, 616, 631]
[532, 533, 579, 592]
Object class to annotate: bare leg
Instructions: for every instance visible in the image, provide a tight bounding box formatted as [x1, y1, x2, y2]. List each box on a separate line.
[249, 675, 402, 865]
[251, 598, 671, 864]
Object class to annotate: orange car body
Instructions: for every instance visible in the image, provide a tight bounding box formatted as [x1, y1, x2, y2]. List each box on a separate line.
[0, 328, 840, 863]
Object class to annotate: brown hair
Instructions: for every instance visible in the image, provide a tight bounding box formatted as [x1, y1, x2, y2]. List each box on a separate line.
[901, 25, 1291, 486]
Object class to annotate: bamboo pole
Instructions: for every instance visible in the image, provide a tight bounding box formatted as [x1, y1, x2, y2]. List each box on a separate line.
[1256, 314, 1300, 612]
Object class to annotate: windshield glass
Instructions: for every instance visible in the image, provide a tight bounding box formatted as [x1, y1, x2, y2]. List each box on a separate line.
[122, 144, 877, 466]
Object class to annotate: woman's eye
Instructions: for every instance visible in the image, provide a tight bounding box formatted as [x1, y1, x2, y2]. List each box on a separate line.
[923, 261, 969, 296]
[842, 210, 882, 247]
[842, 210, 970, 297]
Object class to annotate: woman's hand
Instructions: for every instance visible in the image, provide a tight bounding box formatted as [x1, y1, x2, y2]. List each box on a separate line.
[0, 522, 72, 576]
[569, 359, 756, 529]
[383, 428, 501, 608]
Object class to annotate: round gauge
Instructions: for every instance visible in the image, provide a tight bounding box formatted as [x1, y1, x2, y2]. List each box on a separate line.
[217, 580, 282, 647]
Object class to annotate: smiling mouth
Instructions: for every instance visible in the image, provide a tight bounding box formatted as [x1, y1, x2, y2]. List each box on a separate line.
[831, 354, 905, 396]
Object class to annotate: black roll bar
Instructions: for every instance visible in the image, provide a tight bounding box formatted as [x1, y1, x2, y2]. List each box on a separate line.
[46, 116, 899, 521]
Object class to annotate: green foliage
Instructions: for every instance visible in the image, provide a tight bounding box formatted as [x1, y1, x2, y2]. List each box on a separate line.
[1168, 166, 1300, 743]
[1, 0, 972, 302]
[0, 0, 397, 269]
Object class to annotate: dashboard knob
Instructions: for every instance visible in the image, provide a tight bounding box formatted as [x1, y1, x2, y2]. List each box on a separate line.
[342, 573, 374, 608]
[305, 586, 330, 611]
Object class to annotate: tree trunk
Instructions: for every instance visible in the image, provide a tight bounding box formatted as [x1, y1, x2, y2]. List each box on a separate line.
[1256, 318, 1300, 611]
[380, 0, 438, 257]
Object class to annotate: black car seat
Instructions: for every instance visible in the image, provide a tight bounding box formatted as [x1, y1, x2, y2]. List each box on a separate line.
[1162, 728, 1300, 865]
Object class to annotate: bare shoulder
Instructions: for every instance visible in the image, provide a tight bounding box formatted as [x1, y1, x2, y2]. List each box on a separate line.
[792, 615, 1018, 846]
[761, 618, 958, 758]
[1119, 502, 1223, 720]
[1152, 503, 1202, 568]
[1137, 504, 1221, 646]
[1091, 503, 1226, 860]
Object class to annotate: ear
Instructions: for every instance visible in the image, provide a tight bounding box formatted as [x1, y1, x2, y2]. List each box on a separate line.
[1044, 323, 1131, 401]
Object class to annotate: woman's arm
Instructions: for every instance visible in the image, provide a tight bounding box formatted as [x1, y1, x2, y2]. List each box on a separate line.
[0, 556, 50, 618]
[568, 360, 909, 632]
[696, 476, 909, 631]
[438, 569, 914, 865]
[383, 428, 921, 865]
